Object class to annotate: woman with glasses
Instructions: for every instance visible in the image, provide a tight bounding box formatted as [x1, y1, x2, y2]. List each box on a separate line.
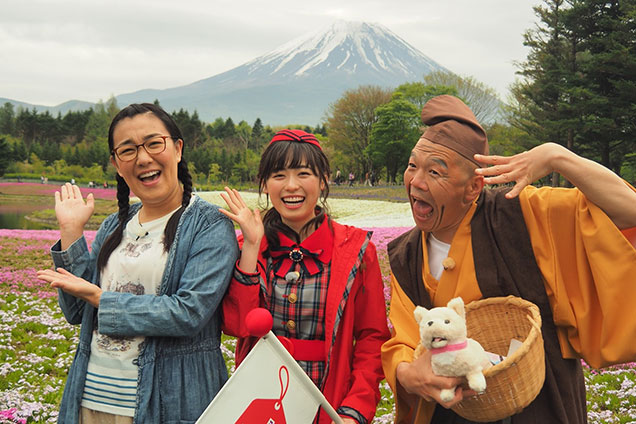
[37, 103, 238, 424]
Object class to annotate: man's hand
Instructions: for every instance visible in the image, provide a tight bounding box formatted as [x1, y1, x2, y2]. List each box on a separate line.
[475, 142, 636, 228]
[474, 143, 562, 199]
[396, 350, 477, 408]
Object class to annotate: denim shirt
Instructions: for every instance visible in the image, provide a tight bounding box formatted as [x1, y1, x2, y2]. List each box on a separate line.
[51, 196, 239, 424]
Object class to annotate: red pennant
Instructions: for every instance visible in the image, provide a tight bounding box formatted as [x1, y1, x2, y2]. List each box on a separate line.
[235, 366, 289, 424]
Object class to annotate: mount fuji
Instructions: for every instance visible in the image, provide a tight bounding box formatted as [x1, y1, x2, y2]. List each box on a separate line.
[114, 21, 449, 125]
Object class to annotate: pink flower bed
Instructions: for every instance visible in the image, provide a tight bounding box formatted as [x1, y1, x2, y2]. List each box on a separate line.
[0, 182, 119, 200]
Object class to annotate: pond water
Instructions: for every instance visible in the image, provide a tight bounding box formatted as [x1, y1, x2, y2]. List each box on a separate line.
[0, 203, 52, 230]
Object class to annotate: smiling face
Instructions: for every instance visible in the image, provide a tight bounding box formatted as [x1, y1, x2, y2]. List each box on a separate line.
[110, 113, 184, 219]
[404, 137, 483, 243]
[263, 166, 324, 234]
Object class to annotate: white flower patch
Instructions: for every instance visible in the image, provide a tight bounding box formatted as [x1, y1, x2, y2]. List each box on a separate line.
[196, 191, 415, 228]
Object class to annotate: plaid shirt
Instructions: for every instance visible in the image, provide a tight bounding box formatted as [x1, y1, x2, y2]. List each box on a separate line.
[235, 222, 335, 387]
[268, 259, 331, 387]
[234, 259, 332, 387]
[234, 258, 331, 387]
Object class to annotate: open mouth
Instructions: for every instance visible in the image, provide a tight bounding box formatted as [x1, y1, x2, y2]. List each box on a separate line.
[282, 196, 305, 205]
[432, 336, 447, 344]
[412, 197, 434, 218]
[139, 170, 161, 182]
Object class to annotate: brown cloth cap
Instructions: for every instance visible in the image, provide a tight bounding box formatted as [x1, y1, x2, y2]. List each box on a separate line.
[420, 95, 488, 165]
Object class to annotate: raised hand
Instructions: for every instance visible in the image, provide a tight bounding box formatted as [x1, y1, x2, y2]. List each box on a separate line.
[219, 187, 264, 273]
[37, 267, 101, 307]
[55, 183, 95, 249]
[474, 143, 565, 199]
[219, 187, 264, 247]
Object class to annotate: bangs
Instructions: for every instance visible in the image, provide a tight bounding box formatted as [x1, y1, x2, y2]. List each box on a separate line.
[260, 141, 323, 178]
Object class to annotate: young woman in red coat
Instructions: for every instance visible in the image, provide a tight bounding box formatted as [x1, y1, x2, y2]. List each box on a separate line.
[220, 129, 390, 424]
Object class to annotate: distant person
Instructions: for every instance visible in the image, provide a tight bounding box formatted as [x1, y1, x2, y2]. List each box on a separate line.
[70, 178, 75, 185]
[37, 103, 238, 424]
[220, 129, 390, 424]
[103, 181, 108, 189]
[370, 170, 376, 187]
[41, 175, 45, 184]
[364, 172, 371, 186]
[348, 171, 355, 187]
[335, 169, 342, 185]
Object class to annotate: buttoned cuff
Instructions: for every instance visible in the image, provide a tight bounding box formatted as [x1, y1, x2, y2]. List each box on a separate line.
[337, 406, 366, 424]
[50, 236, 88, 269]
[233, 260, 260, 285]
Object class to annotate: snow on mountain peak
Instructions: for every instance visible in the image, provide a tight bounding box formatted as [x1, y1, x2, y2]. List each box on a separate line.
[245, 20, 443, 80]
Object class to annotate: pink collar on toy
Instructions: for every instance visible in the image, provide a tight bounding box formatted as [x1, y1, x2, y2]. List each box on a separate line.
[430, 340, 468, 355]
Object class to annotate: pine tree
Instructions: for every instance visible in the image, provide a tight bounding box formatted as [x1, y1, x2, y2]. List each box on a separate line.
[513, 0, 636, 177]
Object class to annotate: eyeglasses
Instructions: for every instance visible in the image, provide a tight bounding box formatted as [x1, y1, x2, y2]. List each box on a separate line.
[111, 136, 171, 162]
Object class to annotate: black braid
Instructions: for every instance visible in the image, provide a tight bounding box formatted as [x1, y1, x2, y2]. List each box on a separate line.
[97, 175, 131, 272]
[162, 158, 193, 251]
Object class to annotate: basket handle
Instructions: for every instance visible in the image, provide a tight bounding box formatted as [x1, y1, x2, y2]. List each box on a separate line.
[526, 314, 541, 331]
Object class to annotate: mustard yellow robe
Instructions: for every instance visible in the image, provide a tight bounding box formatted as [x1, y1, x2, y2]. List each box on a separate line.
[381, 185, 636, 423]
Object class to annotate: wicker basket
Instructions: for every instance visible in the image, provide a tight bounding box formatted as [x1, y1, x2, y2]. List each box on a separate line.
[451, 296, 545, 422]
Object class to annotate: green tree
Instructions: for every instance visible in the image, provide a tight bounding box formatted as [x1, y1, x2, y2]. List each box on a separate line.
[41, 140, 62, 164]
[424, 71, 502, 124]
[512, 0, 574, 155]
[206, 117, 226, 139]
[0, 102, 15, 135]
[394, 82, 458, 110]
[84, 100, 112, 146]
[222, 118, 236, 139]
[190, 145, 213, 176]
[566, 0, 636, 174]
[325, 85, 393, 175]
[513, 0, 636, 178]
[15, 108, 38, 145]
[208, 163, 222, 183]
[0, 137, 10, 175]
[232, 149, 261, 182]
[11, 138, 28, 162]
[61, 109, 92, 144]
[368, 95, 421, 183]
[172, 109, 204, 147]
[485, 123, 534, 157]
[235, 120, 252, 151]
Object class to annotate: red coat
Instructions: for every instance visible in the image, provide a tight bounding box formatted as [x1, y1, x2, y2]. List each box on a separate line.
[222, 221, 390, 423]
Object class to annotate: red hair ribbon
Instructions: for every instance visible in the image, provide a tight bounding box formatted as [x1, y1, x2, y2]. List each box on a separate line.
[269, 129, 322, 150]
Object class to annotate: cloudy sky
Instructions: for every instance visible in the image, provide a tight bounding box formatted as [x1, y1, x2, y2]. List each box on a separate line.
[1, 0, 540, 107]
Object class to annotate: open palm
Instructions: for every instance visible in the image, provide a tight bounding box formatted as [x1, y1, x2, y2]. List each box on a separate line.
[219, 187, 264, 246]
[55, 183, 95, 230]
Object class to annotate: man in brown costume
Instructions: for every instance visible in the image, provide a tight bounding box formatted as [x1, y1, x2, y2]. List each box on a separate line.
[381, 95, 636, 423]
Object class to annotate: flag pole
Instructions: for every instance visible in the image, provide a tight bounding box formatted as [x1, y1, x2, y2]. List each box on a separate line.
[263, 331, 344, 424]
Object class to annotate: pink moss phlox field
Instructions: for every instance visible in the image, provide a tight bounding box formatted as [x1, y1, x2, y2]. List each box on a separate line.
[0, 182, 119, 200]
[0, 268, 57, 298]
[0, 229, 97, 244]
[0, 408, 26, 424]
[2, 227, 635, 423]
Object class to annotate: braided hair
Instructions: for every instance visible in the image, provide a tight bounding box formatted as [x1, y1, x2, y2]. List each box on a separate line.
[97, 103, 193, 273]
[258, 139, 331, 251]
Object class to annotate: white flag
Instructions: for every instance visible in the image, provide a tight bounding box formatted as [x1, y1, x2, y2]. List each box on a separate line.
[197, 331, 343, 424]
